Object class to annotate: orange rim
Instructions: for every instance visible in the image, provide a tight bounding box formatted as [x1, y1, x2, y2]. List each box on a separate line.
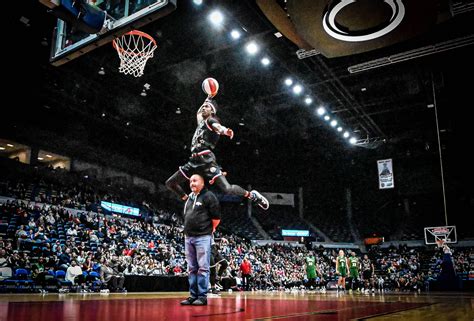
[112, 30, 157, 56]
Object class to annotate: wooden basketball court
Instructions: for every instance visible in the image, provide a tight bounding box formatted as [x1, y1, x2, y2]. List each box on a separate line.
[1, 291, 472, 321]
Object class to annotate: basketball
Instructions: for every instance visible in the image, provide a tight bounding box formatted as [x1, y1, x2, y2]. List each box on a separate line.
[202, 77, 219, 97]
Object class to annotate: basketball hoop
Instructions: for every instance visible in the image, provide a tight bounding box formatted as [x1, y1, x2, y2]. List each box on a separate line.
[112, 30, 157, 77]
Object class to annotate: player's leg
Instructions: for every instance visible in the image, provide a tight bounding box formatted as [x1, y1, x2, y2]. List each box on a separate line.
[166, 169, 189, 200]
[209, 251, 218, 294]
[213, 175, 269, 210]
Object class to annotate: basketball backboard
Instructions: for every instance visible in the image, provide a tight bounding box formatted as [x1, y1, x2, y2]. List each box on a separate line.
[424, 225, 457, 245]
[41, 0, 177, 66]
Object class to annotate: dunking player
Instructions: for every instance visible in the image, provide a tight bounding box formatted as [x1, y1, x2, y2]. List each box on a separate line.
[165, 95, 269, 210]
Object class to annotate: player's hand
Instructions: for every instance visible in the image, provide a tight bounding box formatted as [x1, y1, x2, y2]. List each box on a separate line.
[226, 128, 234, 139]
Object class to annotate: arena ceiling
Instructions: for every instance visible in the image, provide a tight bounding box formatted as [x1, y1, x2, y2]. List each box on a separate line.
[7, 0, 474, 186]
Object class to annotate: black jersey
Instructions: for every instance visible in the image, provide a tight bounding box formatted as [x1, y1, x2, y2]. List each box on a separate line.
[362, 259, 372, 271]
[191, 117, 220, 153]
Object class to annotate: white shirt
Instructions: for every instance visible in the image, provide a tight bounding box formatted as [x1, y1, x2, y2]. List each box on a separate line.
[65, 265, 83, 284]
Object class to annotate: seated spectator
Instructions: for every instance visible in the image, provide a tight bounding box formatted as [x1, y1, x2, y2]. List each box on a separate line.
[67, 226, 78, 237]
[89, 231, 99, 243]
[28, 218, 36, 229]
[66, 260, 83, 285]
[31, 257, 48, 290]
[15, 226, 28, 249]
[100, 259, 125, 292]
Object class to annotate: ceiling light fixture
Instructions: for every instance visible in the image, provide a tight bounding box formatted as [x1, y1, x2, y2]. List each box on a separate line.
[209, 10, 224, 25]
[292, 84, 302, 95]
[316, 107, 326, 115]
[230, 30, 241, 39]
[246, 42, 258, 55]
[261, 57, 270, 66]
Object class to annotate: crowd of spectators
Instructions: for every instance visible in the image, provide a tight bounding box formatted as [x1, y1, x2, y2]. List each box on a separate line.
[1, 195, 472, 294]
[0, 161, 472, 293]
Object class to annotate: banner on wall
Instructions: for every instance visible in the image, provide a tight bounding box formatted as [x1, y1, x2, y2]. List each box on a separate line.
[377, 158, 394, 189]
[262, 193, 295, 206]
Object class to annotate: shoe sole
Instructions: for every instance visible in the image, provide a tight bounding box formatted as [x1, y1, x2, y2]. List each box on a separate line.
[252, 191, 270, 210]
[258, 198, 269, 210]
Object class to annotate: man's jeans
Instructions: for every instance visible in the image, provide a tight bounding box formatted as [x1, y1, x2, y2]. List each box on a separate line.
[185, 234, 212, 298]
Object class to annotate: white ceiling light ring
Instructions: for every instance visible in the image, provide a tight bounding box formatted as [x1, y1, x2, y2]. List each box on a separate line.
[322, 0, 406, 42]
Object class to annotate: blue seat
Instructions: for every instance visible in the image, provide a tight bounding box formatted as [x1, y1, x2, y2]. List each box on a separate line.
[15, 269, 30, 280]
[87, 271, 102, 292]
[55, 270, 66, 278]
[2, 269, 34, 291]
[89, 271, 100, 278]
[55, 270, 73, 288]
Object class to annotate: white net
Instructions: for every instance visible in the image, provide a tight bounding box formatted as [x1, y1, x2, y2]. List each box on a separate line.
[113, 30, 157, 77]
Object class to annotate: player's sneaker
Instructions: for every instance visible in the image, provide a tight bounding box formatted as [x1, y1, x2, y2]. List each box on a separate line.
[249, 190, 269, 210]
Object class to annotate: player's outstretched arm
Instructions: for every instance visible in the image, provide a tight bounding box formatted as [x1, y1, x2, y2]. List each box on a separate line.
[211, 123, 234, 139]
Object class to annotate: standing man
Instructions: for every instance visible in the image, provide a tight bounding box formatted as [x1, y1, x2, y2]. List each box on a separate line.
[348, 251, 361, 292]
[304, 251, 320, 290]
[335, 250, 348, 293]
[361, 254, 375, 293]
[240, 256, 252, 291]
[165, 93, 269, 210]
[180, 174, 221, 306]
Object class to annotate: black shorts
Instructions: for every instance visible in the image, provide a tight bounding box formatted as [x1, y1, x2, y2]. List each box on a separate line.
[363, 270, 372, 280]
[179, 151, 223, 184]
